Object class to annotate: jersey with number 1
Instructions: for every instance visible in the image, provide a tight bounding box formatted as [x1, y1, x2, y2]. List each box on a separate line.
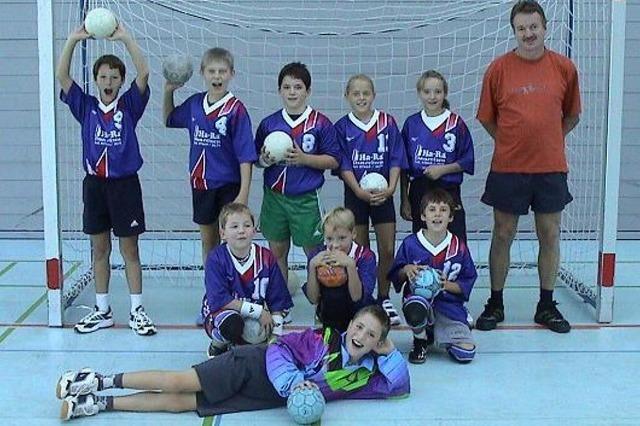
[166, 92, 257, 190]
[255, 107, 340, 195]
[401, 110, 474, 186]
[335, 110, 407, 181]
[388, 231, 477, 323]
[204, 243, 293, 315]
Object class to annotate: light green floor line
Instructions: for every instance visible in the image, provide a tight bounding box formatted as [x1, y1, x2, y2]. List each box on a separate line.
[202, 415, 214, 426]
[0, 262, 80, 345]
[0, 262, 17, 277]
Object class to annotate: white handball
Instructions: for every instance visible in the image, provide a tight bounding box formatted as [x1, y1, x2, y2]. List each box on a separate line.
[359, 172, 388, 192]
[242, 318, 269, 344]
[264, 131, 293, 163]
[162, 54, 194, 85]
[84, 8, 117, 39]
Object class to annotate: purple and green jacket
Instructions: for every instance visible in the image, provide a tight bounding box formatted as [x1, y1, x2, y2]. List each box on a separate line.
[266, 327, 410, 400]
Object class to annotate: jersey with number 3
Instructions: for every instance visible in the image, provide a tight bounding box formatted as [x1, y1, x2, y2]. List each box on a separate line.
[255, 107, 340, 195]
[335, 110, 407, 181]
[401, 110, 474, 186]
[167, 92, 256, 190]
[204, 243, 293, 314]
[388, 231, 477, 323]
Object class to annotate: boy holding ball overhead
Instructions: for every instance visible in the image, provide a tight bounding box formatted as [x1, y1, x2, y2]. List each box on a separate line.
[57, 17, 156, 335]
[305, 207, 377, 332]
[163, 47, 257, 271]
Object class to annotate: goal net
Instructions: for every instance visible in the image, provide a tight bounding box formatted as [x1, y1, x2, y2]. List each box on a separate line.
[47, 0, 614, 323]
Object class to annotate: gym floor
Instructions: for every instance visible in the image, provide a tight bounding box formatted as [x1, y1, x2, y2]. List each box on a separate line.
[1, 239, 639, 425]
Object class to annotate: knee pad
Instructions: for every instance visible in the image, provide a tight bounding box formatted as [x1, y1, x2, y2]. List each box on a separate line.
[205, 310, 244, 344]
[447, 344, 476, 364]
[402, 296, 430, 329]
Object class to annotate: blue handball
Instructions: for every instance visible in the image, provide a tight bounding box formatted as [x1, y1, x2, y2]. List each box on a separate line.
[412, 268, 442, 300]
[287, 386, 325, 425]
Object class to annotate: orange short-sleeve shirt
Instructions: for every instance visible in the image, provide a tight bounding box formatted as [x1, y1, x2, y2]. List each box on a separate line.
[476, 50, 581, 173]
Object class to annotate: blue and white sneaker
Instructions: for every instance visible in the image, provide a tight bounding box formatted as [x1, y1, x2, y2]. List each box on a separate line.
[74, 307, 114, 334]
[129, 305, 157, 336]
[56, 368, 100, 399]
[60, 393, 103, 421]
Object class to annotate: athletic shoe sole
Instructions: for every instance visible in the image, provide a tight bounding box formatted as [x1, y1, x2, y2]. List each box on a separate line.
[73, 318, 114, 334]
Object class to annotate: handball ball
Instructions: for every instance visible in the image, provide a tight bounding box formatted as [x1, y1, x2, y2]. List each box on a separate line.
[241, 318, 268, 344]
[84, 8, 117, 39]
[412, 268, 441, 300]
[287, 386, 325, 425]
[316, 264, 348, 288]
[359, 172, 388, 192]
[162, 53, 194, 85]
[264, 131, 293, 163]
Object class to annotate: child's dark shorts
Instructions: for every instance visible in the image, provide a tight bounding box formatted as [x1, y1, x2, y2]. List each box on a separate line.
[193, 343, 285, 417]
[82, 174, 145, 237]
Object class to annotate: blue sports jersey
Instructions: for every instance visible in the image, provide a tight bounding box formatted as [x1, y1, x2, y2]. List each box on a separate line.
[204, 243, 293, 315]
[60, 81, 149, 178]
[167, 92, 257, 190]
[388, 231, 477, 323]
[401, 110, 474, 186]
[335, 110, 407, 181]
[306, 242, 377, 307]
[255, 107, 340, 195]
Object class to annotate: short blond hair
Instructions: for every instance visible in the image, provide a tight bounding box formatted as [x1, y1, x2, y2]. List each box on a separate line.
[322, 207, 356, 233]
[218, 203, 254, 229]
[201, 47, 234, 72]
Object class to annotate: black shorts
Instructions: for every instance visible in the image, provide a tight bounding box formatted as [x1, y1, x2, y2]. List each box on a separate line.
[408, 177, 467, 241]
[193, 344, 285, 417]
[481, 172, 573, 215]
[344, 185, 396, 226]
[192, 183, 240, 225]
[82, 174, 145, 237]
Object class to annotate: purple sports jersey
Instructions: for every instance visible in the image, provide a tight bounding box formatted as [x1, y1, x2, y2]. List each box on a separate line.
[204, 243, 293, 315]
[266, 327, 410, 399]
[401, 110, 474, 186]
[167, 92, 257, 190]
[306, 242, 377, 306]
[335, 110, 407, 181]
[388, 231, 477, 323]
[60, 81, 149, 178]
[255, 107, 340, 195]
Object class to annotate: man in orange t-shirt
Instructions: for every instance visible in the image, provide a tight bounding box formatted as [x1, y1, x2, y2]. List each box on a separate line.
[475, 0, 581, 334]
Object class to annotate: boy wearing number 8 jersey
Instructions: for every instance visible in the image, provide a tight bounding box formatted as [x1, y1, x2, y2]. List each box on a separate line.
[201, 203, 293, 357]
[255, 62, 341, 300]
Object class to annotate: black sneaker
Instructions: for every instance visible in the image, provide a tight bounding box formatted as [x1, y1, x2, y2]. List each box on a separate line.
[534, 301, 571, 333]
[408, 338, 428, 364]
[475, 301, 504, 331]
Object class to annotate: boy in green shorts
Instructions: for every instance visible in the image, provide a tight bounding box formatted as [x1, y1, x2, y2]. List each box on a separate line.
[255, 62, 340, 302]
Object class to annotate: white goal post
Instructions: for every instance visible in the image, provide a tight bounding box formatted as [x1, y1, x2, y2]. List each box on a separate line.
[38, 0, 625, 325]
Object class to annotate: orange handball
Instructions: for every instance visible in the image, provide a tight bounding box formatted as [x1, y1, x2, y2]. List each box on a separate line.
[316, 264, 348, 288]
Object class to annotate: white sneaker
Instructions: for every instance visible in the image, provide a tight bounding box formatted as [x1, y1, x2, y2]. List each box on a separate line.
[129, 306, 157, 336]
[282, 309, 292, 324]
[74, 307, 114, 334]
[56, 368, 100, 399]
[381, 298, 402, 326]
[60, 393, 101, 421]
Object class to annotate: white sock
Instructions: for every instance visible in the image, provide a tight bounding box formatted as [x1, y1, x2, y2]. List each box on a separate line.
[130, 293, 143, 314]
[95, 293, 110, 313]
